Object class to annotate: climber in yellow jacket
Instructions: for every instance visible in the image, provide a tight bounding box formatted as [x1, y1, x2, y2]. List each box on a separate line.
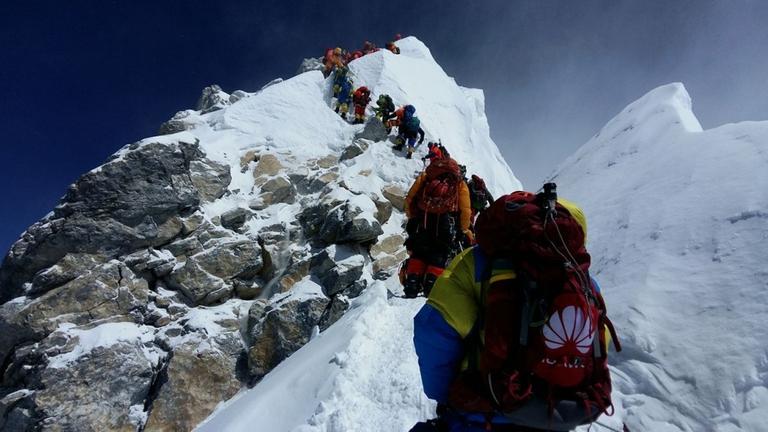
[401, 158, 473, 298]
[411, 189, 620, 432]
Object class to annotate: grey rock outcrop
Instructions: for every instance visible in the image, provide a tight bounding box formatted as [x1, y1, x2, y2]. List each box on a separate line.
[297, 57, 324, 75]
[382, 184, 407, 212]
[247, 293, 346, 379]
[340, 140, 370, 162]
[196, 84, 230, 113]
[4, 324, 166, 432]
[190, 159, 232, 202]
[220, 208, 251, 231]
[159, 110, 197, 135]
[258, 176, 297, 205]
[11, 261, 149, 336]
[144, 334, 241, 431]
[0, 139, 218, 302]
[166, 239, 262, 305]
[310, 245, 367, 297]
[229, 90, 248, 104]
[319, 201, 384, 244]
[354, 117, 389, 142]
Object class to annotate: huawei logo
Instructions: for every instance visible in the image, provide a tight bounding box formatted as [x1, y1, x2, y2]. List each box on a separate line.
[542, 305, 595, 354]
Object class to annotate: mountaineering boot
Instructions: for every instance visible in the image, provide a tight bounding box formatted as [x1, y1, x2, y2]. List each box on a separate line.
[403, 274, 422, 298]
[422, 273, 437, 297]
[393, 136, 405, 151]
[406, 147, 415, 159]
[422, 266, 445, 297]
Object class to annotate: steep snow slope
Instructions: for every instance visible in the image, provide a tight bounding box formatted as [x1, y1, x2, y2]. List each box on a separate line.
[172, 35, 520, 221]
[200, 82, 768, 432]
[197, 280, 433, 432]
[552, 83, 768, 431]
[192, 38, 522, 432]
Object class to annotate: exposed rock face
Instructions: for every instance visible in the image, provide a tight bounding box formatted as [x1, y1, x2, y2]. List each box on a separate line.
[34, 342, 161, 432]
[190, 159, 232, 202]
[354, 117, 389, 142]
[144, 334, 241, 431]
[158, 110, 196, 135]
[2, 323, 165, 432]
[0, 139, 219, 302]
[166, 239, 262, 305]
[13, 261, 149, 335]
[310, 245, 367, 297]
[220, 208, 251, 231]
[258, 176, 296, 205]
[196, 84, 230, 113]
[297, 57, 324, 74]
[382, 184, 407, 212]
[319, 201, 384, 244]
[247, 295, 340, 379]
[0, 70, 406, 431]
[253, 154, 284, 177]
[340, 140, 370, 162]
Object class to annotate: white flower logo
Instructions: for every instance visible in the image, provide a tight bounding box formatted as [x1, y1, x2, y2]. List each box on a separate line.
[542, 305, 594, 354]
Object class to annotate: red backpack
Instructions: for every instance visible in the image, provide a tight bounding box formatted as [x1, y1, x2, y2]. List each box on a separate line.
[450, 184, 621, 428]
[416, 158, 460, 215]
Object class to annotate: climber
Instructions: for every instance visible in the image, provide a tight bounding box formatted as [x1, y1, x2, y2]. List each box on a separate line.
[332, 66, 350, 98]
[373, 94, 396, 132]
[352, 86, 372, 124]
[401, 158, 472, 298]
[323, 47, 346, 77]
[392, 105, 425, 159]
[421, 142, 444, 163]
[410, 184, 622, 432]
[335, 77, 353, 120]
[385, 41, 401, 54]
[467, 174, 494, 221]
[347, 49, 364, 62]
[361, 40, 379, 55]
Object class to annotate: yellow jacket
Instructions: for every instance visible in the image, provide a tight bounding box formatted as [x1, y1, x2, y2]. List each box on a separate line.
[404, 172, 473, 238]
[428, 197, 598, 343]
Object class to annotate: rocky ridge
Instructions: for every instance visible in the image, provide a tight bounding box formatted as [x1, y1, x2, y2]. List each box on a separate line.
[0, 94, 407, 432]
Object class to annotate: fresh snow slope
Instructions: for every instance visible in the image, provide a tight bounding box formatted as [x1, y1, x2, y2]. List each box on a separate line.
[552, 83, 768, 431]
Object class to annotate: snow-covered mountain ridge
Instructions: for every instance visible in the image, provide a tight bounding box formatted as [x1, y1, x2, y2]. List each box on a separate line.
[199, 84, 768, 432]
[0, 37, 520, 431]
[2, 33, 765, 432]
[553, 83, 768, 431]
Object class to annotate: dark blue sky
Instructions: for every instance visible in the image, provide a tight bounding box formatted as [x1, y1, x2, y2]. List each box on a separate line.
[2, 1, 768, 256]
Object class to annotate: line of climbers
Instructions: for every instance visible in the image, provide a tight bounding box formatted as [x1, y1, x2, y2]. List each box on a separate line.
[322, 34, 402, 78]
[392, 117, 624, 431]
[318, 34, 624, 431]
[328, 62, 427, 159]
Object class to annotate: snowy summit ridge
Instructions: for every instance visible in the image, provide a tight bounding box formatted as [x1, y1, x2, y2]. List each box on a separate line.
[0, 36, 520, 432]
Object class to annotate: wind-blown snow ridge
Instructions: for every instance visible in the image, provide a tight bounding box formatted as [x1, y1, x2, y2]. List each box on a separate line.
[554, 83, 768, 431]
